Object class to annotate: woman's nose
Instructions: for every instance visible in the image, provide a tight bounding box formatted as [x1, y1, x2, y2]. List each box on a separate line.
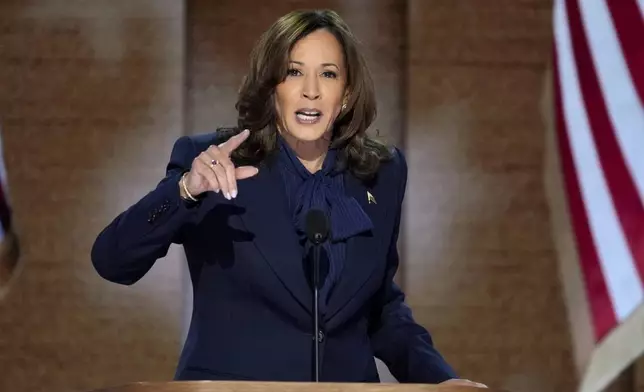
[302, 75, 321, 100]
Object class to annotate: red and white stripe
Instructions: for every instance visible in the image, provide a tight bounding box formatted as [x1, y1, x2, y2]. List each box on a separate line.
[0, 126, 17, 299]
[0, 129, 10, 247]
[553, 0, 644, 344]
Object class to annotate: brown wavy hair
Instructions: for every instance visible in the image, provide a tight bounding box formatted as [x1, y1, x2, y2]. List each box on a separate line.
[231, 9, 393, 181]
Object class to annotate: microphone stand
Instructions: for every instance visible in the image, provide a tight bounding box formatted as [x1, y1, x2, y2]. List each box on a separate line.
[305, 209, 328, 383]
[312, 234, 322, 382]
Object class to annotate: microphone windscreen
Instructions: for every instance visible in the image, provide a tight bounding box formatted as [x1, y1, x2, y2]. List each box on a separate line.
[305, 209, 329, 244]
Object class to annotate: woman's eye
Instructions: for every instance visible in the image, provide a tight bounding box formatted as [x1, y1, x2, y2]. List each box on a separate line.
[287, 68, 301, 76]
[322, 71, 337, 78]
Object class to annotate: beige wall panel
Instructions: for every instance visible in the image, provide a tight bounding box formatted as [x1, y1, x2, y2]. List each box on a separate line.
[0, 1, 185, 391]
[405, 1, 576, 390]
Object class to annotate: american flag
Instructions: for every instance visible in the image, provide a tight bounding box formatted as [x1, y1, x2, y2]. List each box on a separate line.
[0, 127, 19, 299]
[550, 0, 644, 390]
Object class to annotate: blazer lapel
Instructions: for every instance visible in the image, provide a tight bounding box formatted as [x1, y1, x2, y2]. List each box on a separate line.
[325, 174, 388, 321]
[233, 159, 313, 314]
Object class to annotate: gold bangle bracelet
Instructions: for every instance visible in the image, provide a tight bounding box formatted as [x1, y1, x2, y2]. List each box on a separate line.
[180, 172, 198, 202]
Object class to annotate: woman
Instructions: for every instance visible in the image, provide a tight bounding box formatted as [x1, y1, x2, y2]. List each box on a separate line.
[91, 9, 485, 388]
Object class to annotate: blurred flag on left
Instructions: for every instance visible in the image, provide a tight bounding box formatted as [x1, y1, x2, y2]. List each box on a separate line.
[0, 127, 20, 299]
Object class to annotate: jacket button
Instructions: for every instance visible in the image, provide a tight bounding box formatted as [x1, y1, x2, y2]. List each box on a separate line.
[317, 330, 325, 343]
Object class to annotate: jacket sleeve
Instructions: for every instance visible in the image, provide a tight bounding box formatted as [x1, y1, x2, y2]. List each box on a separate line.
[91, 135, 204, 285]
[368, 149, 457, 384]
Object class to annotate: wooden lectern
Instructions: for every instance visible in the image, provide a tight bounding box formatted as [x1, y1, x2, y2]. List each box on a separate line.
[90, 381, 505, 392]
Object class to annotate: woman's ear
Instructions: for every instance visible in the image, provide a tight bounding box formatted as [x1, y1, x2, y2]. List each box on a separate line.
[341, 93, 349, 110]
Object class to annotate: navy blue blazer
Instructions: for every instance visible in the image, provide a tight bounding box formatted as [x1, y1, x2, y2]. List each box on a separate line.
[91, 131, 457, 384]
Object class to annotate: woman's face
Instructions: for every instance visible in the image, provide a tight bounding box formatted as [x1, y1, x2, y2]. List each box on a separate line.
[275, 29, 347, 143]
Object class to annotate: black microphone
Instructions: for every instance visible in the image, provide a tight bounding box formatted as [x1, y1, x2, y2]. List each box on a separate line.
[305, 209, 329, 382]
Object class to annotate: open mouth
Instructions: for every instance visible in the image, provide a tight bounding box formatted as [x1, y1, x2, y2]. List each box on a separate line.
[295, 109, 322, 124]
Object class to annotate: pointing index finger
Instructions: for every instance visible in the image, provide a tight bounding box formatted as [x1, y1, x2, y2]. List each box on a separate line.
[219, 129, 250, 155]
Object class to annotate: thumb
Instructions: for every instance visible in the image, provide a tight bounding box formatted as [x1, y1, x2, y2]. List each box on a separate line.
[235, 166, 259, 180]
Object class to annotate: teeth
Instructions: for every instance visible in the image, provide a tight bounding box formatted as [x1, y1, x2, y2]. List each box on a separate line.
[297, 113, 318, 120]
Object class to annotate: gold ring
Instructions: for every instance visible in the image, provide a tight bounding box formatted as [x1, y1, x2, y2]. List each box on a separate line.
[210, 159, 218, 166]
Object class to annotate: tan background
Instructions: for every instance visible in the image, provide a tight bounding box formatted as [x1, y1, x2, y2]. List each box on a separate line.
[404, 1, 576, 391]
[0, 0, 605, 391]
[0, 1, 186, 391]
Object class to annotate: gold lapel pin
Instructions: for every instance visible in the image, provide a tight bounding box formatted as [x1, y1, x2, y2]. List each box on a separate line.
[367, 191, 377, 204]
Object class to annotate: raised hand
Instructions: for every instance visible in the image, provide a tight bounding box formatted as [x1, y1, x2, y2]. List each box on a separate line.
[182, 129, 258, 200]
